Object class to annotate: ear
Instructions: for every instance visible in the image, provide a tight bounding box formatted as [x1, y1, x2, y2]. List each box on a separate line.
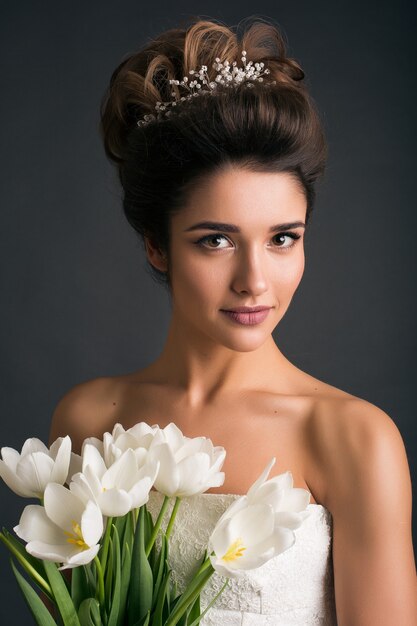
[144, 236, 168, 273]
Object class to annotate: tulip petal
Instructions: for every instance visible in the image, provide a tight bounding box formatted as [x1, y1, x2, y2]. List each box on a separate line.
[98, 488, 132, 517]
[128, 477, 153, 509]
[208, 449, 227, 474]
[229, 503, 274, 545]
[112, 432, 141, 452]
[209, 554, 246, 579]
[177, 453, 210, 495]
[25, 541, 76, 562]
[44, 483, 85, 531]
[69, 474, 97, 505]
[246, 457, 276, 499]
[126, 422, 156, 441]
[21, 438, 49, 456]
[16, 453, 55, 494]
[102, 449, 136, 491]
[150, 444, 179, 496]
[82, 437, 104, 456]
[82, 445, 107, 479]
[81, 501, 103, 546]
[278, 488, 311, 512]
[274, 510, 306, 530]
[175, 437, 207, 461]
[67, 452, 82, 483]
[1, 447, 20, 471]
[14, 504, 63, 545]
[202, 471, 225, 491]
[162, 423, 185, 453]
[50, 436, 71, 485]
[83, 465, 103, 497]
[209, 516, 236, 556]
[213, 496, 248, 528]
[0, 459, 34, 497]
[59, 544, 100, 569]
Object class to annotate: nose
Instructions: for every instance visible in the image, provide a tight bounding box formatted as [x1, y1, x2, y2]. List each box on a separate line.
[231, 245, 268, 297]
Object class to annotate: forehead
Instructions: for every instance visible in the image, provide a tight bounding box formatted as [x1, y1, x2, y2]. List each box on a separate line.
[175, 167, 307, 227]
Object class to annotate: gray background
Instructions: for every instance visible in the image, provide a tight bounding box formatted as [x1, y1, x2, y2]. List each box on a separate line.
[1, 1, 416, 622]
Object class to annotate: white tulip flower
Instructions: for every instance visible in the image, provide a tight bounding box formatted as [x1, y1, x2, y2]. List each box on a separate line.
[14, 482, 103, 570]
[73, 421, 159, 471]
[208, 457, 311, 578]
[0, 436, 71, 499]
[246, 457, 312, 527]
[147, 422, 226, 497]
[70, 444, 160, 517]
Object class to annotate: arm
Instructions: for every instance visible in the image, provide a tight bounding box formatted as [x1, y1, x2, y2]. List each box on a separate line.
[322, 400, 417, 625]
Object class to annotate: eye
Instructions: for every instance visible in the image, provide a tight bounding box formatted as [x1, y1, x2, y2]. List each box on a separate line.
[195, 234, 231, 249]
[271, 232, 301, 249]
[194, 232, 301, 250]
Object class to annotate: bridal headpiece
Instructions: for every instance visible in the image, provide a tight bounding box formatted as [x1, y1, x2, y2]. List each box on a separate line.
[137, 50, 276, 127]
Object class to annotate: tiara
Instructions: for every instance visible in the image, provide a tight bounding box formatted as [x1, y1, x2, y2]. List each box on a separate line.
[137, 50, 276, 127]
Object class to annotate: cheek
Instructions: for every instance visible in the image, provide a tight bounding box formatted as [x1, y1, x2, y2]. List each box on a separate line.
[171, 253, 223, 301]
[273, 252, 305, 291]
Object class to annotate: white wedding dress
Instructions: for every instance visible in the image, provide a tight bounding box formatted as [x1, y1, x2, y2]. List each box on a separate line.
[146, 490, 338, 625]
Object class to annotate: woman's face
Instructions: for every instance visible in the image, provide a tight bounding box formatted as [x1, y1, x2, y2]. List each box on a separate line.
[152, 167, 307, 352]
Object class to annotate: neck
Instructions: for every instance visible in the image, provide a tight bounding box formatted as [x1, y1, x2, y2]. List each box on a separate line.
[144, 310, 295, 409]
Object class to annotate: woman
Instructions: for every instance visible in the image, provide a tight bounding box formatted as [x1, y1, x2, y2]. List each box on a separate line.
[49, 16, 417, 625]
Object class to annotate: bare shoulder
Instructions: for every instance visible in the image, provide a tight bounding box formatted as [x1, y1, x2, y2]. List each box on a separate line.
[303, 395, 417, 622]
[303, 393, 411, 509]
[48, 376, 122, 453]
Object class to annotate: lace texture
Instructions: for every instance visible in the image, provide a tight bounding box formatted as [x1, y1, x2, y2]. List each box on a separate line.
[146, 491, 337, 625]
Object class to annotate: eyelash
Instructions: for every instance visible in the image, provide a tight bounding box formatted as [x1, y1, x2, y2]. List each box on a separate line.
[194, 232, 302, 251]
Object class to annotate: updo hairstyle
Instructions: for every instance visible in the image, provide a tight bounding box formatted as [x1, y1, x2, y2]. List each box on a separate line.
[100, 16, 328, 290]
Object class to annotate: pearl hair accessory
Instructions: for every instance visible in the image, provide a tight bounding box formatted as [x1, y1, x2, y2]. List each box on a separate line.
[137, 50, 276, 127]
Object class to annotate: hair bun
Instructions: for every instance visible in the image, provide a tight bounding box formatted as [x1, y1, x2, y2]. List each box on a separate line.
[100, 17, 307, 164]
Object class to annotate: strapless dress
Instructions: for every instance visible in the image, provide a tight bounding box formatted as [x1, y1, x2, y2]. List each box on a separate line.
[146, 490, 338, 625]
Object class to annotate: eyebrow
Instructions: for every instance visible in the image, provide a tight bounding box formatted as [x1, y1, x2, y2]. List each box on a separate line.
[183, 220, 306, 233]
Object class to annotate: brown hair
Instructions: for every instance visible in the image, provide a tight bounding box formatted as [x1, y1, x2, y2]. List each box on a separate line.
[100, 16, 328, 290]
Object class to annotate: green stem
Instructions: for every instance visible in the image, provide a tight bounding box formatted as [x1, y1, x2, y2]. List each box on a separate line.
[131, 508, 138, 532]
[165, 496, 181, 541]
[0, 532, 53, 599]
[94, 555, 105, 608]
[99, 516, 113, 571]
[195, 553, 214, 576]
[145, 495, 171, 557]
[164, 565, 214, 626]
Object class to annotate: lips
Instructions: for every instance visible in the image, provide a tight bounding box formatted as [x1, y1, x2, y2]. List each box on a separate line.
[220, 308, 271, 325]
[221, 306, 272, 313]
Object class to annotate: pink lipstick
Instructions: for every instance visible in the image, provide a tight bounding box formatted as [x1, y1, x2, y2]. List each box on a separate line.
[220, 306, 272, 326]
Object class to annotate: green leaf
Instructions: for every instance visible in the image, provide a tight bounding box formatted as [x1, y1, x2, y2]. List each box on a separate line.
[121, 511, 134, 556]
[187, 594, 200, 625]
[2, 527, 46, 577]
[107, 525, 121, 626]
[116, 541, 131, 626]
[10, 558, 58, 626]
[71, 566, 91, 612]
[127, 505, 153, 625]
[143, 507, 152, 549]
[113, 515, 127, 542]
[104, 536, 114, 612]
[152, 565, 172, 626]
[151, 533, 167, 610]
[164, 567, 213, 626]
[0, 529, 54, 601]
[187, 578, 229, 626]
[78, 598, 102, 626]
[131, 608, 150, 626]
[43, 560, 81, 626]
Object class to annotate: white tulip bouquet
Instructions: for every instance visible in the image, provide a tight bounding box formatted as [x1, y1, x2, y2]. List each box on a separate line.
[0, 422, 312, 625]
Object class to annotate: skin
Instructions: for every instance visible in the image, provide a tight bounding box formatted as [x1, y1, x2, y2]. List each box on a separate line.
[49, 167, 417, 624]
